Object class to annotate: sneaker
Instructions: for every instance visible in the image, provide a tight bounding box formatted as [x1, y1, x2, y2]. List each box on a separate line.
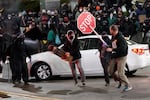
[82, 82, 86, 86]
[105, 83, 110, 87]
[117, 82, 122, 88]
[13, 80, 21, 84]
[24, 82, 29, 85]
[123, 85, 132, 92]
[74, 81, 78, 86]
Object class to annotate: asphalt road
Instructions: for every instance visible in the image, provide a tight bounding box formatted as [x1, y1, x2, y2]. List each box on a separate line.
[0, 66, 150, 100]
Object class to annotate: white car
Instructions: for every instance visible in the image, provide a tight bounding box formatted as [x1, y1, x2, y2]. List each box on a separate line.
[27, 35, 150, 80]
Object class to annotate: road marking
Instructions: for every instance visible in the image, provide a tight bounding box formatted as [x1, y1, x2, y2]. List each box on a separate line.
[0, 90, 62, 100]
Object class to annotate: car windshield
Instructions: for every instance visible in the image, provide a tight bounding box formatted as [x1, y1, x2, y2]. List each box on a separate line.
[59, 36, 137, 51]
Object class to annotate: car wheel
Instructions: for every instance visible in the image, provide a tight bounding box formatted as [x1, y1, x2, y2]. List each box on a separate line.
[125, 70, 137, 75]
[34, 62, 52, 80]
[125, 64, 137, 75]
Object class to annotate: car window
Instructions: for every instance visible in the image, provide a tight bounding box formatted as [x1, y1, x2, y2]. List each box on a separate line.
[87, 38, 101, 49]
[79, 38, 101, 50]
[126, 40, 136, 45]
[79, 38, 88, 50]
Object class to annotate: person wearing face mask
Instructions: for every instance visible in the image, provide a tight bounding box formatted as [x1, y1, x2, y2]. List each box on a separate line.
[108, 12, 117, 27]
[59, 16, 76, 43]
[2, 13, 30, 85]
[95, 14, 102, 33]
[62, 30, 86, 86]
[75, 7, 83, 22]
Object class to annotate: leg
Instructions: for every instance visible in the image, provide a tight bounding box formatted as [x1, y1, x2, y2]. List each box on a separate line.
[100, 57, 110, 85]
[76, 59, 86, 84]
[14, 59, 22, 82]
[69, 62, 78, 84]
[116, 56, 130, 85]
[22, 57, 29, 85]
[114, 70, 122, 88]
[108, 58, 116, 76]
[116, 56, 132, 91]
[9, 58, 17, 82]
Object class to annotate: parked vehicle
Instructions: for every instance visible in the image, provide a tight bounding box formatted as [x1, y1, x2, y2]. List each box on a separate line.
[27, 35, 150, 80]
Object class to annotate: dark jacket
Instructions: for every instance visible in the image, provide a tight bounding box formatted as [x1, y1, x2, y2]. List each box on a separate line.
[111, 32, 128, 58]
[99, 35, 112, 58]
[63, 37, 81, 61]
[99, 35, 112, 64]
[2, 17, 20, 35]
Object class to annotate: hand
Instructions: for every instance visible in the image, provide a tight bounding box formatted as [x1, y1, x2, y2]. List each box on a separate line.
[106, 48, 112, 52]
[52, 46, 57, 52]
[65, 52, 70, 57]
[112, 40, 117, 49]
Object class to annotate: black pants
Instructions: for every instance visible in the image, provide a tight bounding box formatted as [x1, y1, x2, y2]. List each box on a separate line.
[9, 57, 28, 82]
[100, 57, 110, 84]
[0, 37, 3, 73]
[9, 40, 28, 83]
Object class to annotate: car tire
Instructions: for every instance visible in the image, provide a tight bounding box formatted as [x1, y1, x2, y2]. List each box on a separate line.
[34, 62, 52, 80]
[125, 70, 137, 75]
[125, 64, 137, 75]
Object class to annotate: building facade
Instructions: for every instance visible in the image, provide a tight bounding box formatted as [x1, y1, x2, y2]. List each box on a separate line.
[0, 0, 20, 12]
[40, 0, 60, 10]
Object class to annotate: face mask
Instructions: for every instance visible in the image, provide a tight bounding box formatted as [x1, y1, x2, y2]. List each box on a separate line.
[97, 17, 101, 20]
[8, 16, 11, 20]
[69, 34, 75, 43]
[70, 36, 74, 39]
[113, 11, 116, 14]
[67, 32, 75, 43]
[79, 9, 82, 12]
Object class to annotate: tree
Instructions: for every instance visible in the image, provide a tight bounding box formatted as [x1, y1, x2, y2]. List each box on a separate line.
[19, 0, 40, 12]
[60, 0, 70, 4]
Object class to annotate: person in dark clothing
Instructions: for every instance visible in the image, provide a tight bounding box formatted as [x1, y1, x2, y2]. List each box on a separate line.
[2, 13, 30, 85]
[0, 26, 3, 73]
[106, 25, 132, 92]
[62, 30, 86, 86]
[121, 17, 131, 37]
[25, 21, 42, 40]
[59, 16, 76, 43]
[9, 38, 31, 85]
[99, 31, 112, 86]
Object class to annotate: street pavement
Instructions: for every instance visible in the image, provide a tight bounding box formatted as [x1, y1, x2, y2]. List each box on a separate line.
[0, 66, 150, 100]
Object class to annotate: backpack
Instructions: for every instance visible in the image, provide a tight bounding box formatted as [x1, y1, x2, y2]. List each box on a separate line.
[55, 34, 61, 45]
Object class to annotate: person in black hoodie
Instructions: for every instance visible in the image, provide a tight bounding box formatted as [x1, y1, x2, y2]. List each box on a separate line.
[106, 25, 132, 92]
[99, 31, 112, 86]
[62, 30, 86, 86]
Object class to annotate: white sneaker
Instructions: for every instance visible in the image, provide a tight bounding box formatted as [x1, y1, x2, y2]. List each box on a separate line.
[123, 85, 133, 92]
